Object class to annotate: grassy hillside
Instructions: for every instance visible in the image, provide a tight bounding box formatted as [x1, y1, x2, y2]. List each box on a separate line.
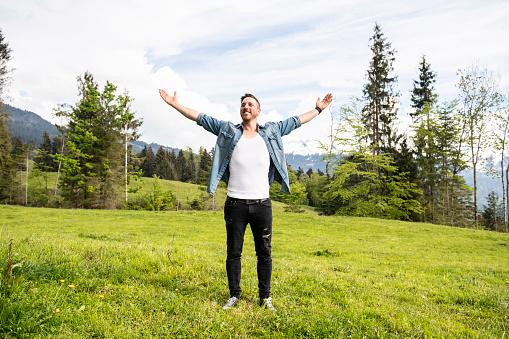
[1, 204, 508, 338]
[26, 171, 228, 210]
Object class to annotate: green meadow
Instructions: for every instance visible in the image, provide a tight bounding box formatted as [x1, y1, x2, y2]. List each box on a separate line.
[1, 197, 509, 338]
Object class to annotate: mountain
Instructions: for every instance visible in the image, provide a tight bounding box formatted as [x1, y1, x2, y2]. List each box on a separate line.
[5, 104, 60, 146]
[130, 140, 177, 154]
[285, 153, 326, 172]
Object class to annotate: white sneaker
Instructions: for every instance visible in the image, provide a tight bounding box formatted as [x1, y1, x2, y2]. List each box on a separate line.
[259, 297, 276, 311]
[222, 296, 239, 310]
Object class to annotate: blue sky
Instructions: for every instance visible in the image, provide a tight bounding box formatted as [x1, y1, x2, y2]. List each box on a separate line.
[1, 0, 508, 154]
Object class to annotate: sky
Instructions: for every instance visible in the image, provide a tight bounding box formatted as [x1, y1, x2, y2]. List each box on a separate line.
[1, 0, 508, 154]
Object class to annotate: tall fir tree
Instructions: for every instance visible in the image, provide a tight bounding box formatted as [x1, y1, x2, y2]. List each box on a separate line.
[360, 23, 414, 210]
[362, 22, 399, 155]
[409, 57, 438, 222]
[410, 55, 437, 122]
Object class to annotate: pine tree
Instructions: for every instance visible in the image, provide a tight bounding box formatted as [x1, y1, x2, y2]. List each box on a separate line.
[481, 191, 503, 231]
[34, 131, 54, 172]
[0, 28, 13, 99]
[410, 98, 474, 226]
[51, 135, 64, 171]
[0, 28, 13, 201]
[154, 146, 170, 179]
[410, 55, 437, 122]
[318, 97, 422, 219]
[54, 72, 140, 209]
[0, 137, 29, 204]
[187, 148, 197, 184]
[362, 22, 399, 155]
[140, 146, 155, 178]
[176, 149, 187, 182]
[0, 107, 11, 193]
[198, 147, 211, 186]
[361, 22, 406, 208]
[306, 168, 313, 179]
[167, 149, 178, 180]
[296, 167, 304, 180]
[409, 57, 439, 222]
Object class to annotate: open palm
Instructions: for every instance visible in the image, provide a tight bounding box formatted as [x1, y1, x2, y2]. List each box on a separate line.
[159, 89, 178, 106]
[316, 93, 333, 110]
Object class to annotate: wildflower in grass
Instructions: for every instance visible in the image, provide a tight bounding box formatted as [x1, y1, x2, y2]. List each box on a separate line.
[55, 308, 60, 313]
[60, 280, 65, 283]
[68, 285, 75, 288]
[99, 295, 104, 298]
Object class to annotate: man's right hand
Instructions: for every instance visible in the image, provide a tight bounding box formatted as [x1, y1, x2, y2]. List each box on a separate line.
[158, 89, 200, 122]
[159, 89, 178, 107]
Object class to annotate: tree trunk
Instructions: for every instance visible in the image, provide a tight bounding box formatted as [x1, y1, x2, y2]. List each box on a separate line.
[506, 163, 509, 232]
[502, 146, 507, 224]
[473, 164, 478, 228]
[25, 154, 28, 206]
[54, 138, 65, 196]
[125, 123, 128, 203]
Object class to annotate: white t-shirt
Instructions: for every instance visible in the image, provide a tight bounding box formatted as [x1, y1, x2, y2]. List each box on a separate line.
[227, 134, 270, 199]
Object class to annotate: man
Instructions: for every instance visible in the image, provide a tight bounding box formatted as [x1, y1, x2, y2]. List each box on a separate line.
[159, 89, 333, 311]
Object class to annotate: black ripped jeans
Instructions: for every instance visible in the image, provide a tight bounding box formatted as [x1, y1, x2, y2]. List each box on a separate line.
[224, 197, 272, 300]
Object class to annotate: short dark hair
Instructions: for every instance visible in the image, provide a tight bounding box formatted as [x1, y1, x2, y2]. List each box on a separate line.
[240, 93, 260, 109]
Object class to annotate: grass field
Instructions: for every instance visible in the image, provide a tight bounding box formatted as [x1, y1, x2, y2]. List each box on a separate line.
[1, 200, 509, 338]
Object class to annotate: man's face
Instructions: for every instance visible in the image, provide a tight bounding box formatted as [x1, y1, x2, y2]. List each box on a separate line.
[240, 97, 261, 122]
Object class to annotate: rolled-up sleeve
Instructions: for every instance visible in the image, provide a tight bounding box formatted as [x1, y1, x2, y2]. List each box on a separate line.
[276, 116, 302, 136]
[196, 113, 223, 136]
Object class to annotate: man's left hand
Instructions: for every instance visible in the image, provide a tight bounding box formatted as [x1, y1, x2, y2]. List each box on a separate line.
[316, 93, 334, 111]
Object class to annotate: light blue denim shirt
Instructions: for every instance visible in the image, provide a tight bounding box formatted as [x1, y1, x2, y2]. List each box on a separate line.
[196, 113, 302, 195]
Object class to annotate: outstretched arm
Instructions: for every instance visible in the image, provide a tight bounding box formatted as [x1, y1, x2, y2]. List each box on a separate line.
[298, 93, 333, 125]
[159, 89, 200, 122]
